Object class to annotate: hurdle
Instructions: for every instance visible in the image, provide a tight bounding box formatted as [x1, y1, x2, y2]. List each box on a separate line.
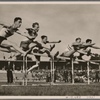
[56, 57, 74, 84]
[0, 51, 55, 86]
[54, 57, 72, 84]
[75, 59, 100, 84]
[55, 55, 100, 85]
[26, 53, 55, 86]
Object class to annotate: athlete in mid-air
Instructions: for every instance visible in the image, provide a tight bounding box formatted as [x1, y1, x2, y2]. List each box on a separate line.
[0, 17, 27, 55]
[26, 35, 61, 73]
[80, 39, 100, 60]
[56, 37, 83, 58]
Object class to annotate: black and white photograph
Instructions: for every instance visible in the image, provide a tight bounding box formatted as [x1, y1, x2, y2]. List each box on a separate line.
[0, 1, 100, 99]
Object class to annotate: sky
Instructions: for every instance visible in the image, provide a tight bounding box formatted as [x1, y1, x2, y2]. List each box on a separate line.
[0, 3, 100, 59]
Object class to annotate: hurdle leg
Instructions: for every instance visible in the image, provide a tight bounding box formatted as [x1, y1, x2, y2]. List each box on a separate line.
[50, 57, 55, 85]
[50, 59, 52, 84]
[22, 56, 25, 86]
[52, 57, 55, 84]
[25, 56, 28, 86]
[87, 61, 90, 85]
[22, 56, 27, 86]
[50, 58, 53, 85]
[13, 69, 16, 84]
[71, 58, 74, 84]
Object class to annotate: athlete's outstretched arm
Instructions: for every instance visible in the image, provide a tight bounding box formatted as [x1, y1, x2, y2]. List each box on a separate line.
[72, 42, 83, 46]
[0, 24, 32, 40]
[91, 46, 100, 49]
[47, 40, 61, 44]
[0, 23, 9, 28]
[16, 31, 34, 40]
[82, 43, 95, 47]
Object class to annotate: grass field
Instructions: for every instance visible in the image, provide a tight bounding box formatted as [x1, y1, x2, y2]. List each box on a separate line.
[0, 82, 100, 96]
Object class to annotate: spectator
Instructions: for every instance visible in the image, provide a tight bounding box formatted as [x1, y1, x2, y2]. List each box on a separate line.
[46, 71, 51, 82]
[6, 56, 15, 84]
[96, 70, 99, 82]
[63, 70, 68, 82]
[69, 71, 72, 83]
[54, 70, 57, 83]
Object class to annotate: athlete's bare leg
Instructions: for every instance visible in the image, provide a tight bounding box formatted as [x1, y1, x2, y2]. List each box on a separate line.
[1, 40, 27, 55]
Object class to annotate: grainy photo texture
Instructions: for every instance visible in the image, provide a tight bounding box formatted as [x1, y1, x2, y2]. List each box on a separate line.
[0, 2, 100, 99]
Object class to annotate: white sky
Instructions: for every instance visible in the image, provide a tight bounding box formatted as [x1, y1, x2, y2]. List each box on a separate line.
[0, 3, 100, 59]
